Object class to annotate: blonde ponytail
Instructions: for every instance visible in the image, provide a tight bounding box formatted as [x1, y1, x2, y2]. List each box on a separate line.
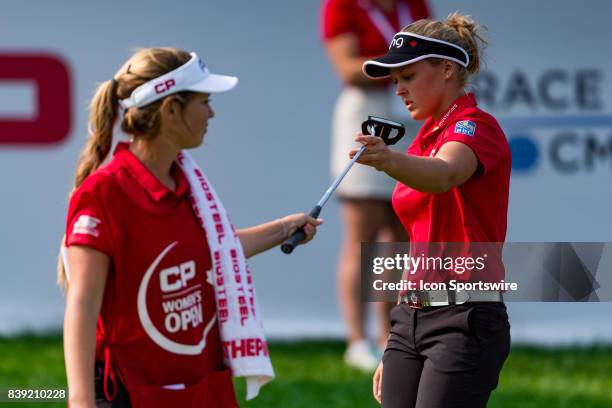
[57, 79, 118, 290]
[443, 12, 487, 76]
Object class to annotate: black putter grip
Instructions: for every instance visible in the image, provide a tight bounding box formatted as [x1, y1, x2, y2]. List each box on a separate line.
[280, 205, 322, 254]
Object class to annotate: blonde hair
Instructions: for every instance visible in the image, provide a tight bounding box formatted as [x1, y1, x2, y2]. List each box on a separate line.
[57, 47, 193, 290]
[402, 12, 488, 85]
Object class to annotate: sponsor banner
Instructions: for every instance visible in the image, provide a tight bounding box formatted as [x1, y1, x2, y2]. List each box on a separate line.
[0, 53, 71, 145]
[473, 68, 612, 176]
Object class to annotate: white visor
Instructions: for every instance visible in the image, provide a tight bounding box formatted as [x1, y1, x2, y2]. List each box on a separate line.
[119, 52, 238, 109]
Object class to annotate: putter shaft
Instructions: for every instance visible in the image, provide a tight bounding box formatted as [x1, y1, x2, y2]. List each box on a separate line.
[316, 144, 367, 209]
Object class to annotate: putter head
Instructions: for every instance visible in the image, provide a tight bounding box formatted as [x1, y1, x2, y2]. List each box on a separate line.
[361, 116, 405, 145]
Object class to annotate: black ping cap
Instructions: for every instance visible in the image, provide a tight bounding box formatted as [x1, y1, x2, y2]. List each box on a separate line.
[363, 32, 469, 79]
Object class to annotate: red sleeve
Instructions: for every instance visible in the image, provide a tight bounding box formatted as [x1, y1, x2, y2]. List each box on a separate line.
[65, 182, 113, 256]
[407, 0, 432, 21]
[321, 0, 357, 41]
[440, 118, 504, 175]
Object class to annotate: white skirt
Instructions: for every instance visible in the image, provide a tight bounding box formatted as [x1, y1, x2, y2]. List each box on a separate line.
[330, 86, 420, 200]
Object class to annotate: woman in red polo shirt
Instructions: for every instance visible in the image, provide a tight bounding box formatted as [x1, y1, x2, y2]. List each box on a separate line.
[59, 48, 321, 408]
[321, 0, 430, 371]
[356, 13, 511, 408]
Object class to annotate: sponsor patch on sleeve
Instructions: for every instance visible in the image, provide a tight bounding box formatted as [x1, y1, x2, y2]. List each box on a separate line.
[72, 215, 102, 237]
[454, 120, 476, 137]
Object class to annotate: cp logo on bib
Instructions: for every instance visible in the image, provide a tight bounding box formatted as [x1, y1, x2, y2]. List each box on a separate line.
[137, 241, 216, 355]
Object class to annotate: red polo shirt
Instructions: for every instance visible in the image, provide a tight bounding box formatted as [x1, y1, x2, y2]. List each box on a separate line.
[321, 0, 430, 88]
[392, 93, 511, 282]
[65, 142, 225, 388]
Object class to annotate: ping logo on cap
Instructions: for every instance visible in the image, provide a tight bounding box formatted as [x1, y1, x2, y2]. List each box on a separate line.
[390, 37, 404, 49]
[454, 120, 476, 137]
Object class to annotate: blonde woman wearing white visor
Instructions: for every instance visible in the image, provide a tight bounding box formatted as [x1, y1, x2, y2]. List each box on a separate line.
[60, 48, 322, 408]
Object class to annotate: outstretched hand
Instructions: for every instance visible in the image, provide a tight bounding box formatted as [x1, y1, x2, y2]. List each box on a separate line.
[349, 133, 394, 172]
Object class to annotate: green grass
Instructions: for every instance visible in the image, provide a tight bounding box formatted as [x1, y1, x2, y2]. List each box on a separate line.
[1, 334, 611, 407]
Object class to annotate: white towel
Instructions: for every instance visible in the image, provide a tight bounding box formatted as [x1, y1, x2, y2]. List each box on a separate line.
[177, 150, 274, 400]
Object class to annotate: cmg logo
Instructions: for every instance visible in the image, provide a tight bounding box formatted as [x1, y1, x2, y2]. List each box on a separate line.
[0, 53, 71, 145]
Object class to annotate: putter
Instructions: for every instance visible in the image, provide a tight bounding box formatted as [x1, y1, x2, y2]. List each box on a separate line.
[281, 116, 405, 254]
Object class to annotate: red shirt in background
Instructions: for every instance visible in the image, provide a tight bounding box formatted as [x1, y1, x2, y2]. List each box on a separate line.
[321, 0, 430, 58]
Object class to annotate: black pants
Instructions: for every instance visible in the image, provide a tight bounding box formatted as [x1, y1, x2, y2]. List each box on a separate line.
[381, 302, 510, 408]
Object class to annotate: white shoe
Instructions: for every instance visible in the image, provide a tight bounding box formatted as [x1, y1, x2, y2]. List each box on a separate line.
[344, 339, 379, 371]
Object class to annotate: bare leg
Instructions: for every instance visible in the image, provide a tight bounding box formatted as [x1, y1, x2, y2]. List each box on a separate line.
[337, 199, 391, 344]
[375, 208, 408, 349]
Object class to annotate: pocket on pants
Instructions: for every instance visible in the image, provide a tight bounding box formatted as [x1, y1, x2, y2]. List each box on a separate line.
[387, 304, 415, 348]
[389, 304, 403, 327]
[467, 303, 510, 345]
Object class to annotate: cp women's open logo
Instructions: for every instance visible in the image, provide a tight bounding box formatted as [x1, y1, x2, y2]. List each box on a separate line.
[137, 241, 216, 355]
